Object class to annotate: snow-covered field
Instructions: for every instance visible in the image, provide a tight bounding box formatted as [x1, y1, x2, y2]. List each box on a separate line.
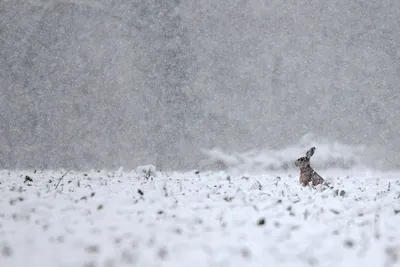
[1, 167, 400, 267]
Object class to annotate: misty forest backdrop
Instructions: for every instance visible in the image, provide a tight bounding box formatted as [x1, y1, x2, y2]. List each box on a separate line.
[1, 0, 400, 171]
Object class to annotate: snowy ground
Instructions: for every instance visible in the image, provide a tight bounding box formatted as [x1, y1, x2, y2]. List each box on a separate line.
[1, 168, 400, 267]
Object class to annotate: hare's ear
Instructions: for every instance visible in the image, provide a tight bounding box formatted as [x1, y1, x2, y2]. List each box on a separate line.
[306, 147, 315, 158]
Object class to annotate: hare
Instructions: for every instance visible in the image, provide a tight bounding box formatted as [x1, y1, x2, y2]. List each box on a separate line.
[294, 147, 326, 187]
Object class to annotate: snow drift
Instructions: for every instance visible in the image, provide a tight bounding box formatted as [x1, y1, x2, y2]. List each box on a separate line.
[201, 133, 366, 173]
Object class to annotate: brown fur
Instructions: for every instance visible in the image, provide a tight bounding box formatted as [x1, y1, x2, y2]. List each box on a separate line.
[294, 147, 326, 187]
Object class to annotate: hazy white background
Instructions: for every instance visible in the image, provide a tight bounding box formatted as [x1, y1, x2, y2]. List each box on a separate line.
[1, 0, 400, 171]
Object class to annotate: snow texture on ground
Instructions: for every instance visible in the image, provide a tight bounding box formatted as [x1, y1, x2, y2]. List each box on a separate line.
[0, 167, 400, 267]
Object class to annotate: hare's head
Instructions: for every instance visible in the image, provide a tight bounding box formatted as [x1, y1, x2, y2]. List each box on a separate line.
[294, 147, 315, 168]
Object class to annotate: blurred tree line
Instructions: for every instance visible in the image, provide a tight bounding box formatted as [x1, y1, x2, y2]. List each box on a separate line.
[1, 0, 400, 170]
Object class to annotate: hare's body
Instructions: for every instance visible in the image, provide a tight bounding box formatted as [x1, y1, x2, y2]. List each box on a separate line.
[295, 147, 326, 187]
[298, 165, 325, 187]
